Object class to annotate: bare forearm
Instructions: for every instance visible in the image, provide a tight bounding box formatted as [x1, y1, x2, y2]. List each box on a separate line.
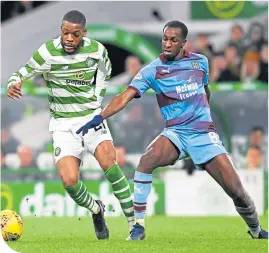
[101, 95, 128, 119]
[101, 88, 136, 119]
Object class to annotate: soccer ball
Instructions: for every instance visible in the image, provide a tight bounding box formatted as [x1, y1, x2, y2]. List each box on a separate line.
[0, 210, 24, 241]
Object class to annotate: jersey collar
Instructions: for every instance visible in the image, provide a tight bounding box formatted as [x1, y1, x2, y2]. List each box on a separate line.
[159, 50, 190, 63]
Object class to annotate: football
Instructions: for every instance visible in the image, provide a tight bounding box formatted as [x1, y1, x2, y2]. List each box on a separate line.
[0, 210, 24, 241]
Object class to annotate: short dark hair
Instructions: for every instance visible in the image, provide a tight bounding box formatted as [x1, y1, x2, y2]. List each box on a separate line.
[250, 126, 264, 134]
[163, 20, 188, 40]
[62, 10, 86, 28]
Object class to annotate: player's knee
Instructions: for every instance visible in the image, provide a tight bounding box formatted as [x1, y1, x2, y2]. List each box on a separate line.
[61, 174, 79, 187]
[98, 154, 116, 170]
[146, 148, 161, 164]
[138, 149, 160, 173]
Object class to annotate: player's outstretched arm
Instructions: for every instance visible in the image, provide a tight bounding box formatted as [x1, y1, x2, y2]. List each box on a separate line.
[7, 43, 51, 100]
[76, 88, 137, 136]
[101, 88, 137, 119]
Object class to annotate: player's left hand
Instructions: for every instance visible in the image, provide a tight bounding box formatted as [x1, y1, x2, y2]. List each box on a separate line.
[76, 115, 104, 136]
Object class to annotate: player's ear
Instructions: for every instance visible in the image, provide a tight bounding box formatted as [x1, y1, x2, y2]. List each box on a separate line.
[83, 28, 87, 37]
[182, 40, 187, 48]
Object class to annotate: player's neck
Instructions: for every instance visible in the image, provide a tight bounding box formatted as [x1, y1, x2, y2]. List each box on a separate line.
[174, 49, 185, 61]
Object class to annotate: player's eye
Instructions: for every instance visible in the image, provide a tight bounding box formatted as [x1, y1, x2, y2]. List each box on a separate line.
[63, 31, 68, 35]
[73, 32, 80, 37]
[163, 37, 168, 41]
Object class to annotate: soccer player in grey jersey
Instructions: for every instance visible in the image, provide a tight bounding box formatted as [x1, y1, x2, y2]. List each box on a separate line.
[7, 10, 135, 240]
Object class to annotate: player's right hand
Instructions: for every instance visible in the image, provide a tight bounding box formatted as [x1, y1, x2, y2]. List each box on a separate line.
[7, 82, 23, 100]
[76, 115, 104, 136]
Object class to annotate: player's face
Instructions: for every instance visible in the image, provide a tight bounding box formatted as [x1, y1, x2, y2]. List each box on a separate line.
[61, 21, 86, 54]
[162, 27, 186, 61]
[249, 131, 263, 147]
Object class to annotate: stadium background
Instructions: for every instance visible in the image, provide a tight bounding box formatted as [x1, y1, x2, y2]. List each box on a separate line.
[0, 1, 268, 252]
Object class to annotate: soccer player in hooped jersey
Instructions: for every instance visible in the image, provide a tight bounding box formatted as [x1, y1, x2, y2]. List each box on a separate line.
[77, 20, 268, 240]
[7, 10, 135, 240]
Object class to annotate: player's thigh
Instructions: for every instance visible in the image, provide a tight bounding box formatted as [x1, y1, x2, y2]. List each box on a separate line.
[138, 135, 179, 173]
[187, 132, 227, 168]
[52, 131, 84, 186]
[205, 154, 245, 200]
[52, 130, 84, 163]
[83, 120, 114, 167]
[94, 140, 117, 170]
[186, 131, 243, 198]
[57, 156, 81, 187]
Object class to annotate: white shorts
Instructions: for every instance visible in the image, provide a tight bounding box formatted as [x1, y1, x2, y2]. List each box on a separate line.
[49, 109, 113, 164]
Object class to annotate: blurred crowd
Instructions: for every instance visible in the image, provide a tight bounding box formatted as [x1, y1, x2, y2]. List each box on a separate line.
[245, 127, 266, 171]
[1, 1, 47, 22]
[187, 23, 268, 84]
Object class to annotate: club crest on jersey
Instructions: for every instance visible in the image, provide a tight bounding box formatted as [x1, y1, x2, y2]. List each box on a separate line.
[192, 61, 200, 69]
[134, 72, 142, 80]
[55, 147, 61, 157]
[86, 57, 97, 67]
[75, 71, 86, 80]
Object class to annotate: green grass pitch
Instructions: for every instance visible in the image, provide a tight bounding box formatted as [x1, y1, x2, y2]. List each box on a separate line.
[5, 216, 268, 253]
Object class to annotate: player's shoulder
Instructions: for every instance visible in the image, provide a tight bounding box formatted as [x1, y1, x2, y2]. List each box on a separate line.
[189, 52, 208, 63]
[33, 37, 63, 61]
[138, 58, 159, 79]
[142, 57, 161, 72]
[82, 37, 106, 58]
[39, 36, 64, 56]
[150, 57, 164, 67]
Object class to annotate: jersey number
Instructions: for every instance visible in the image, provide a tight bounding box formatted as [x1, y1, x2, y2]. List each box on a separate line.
[208, 132, 219, 144]
[94, 122, 106, 132]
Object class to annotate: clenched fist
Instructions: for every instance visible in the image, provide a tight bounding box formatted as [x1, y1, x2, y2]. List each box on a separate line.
[7, 82, 23, 100]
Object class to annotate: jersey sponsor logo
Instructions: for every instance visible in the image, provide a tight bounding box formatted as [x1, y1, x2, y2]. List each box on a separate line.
[66, 79, 92, 85]
[86, 57, 97, 67]
[75, 71, 86, 80]
[176, 83, 198, 94]
[192, 61, 200, 69]
[134, 72, 142, 80]
[176, 75, 199, 100]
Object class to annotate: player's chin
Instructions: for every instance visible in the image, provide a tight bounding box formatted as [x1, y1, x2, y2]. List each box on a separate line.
[63, 47, 76, 54]
[163, 53, 175, 61]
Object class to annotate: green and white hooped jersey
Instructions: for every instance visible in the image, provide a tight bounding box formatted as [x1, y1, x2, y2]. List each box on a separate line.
[7, 37, 112, 118]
